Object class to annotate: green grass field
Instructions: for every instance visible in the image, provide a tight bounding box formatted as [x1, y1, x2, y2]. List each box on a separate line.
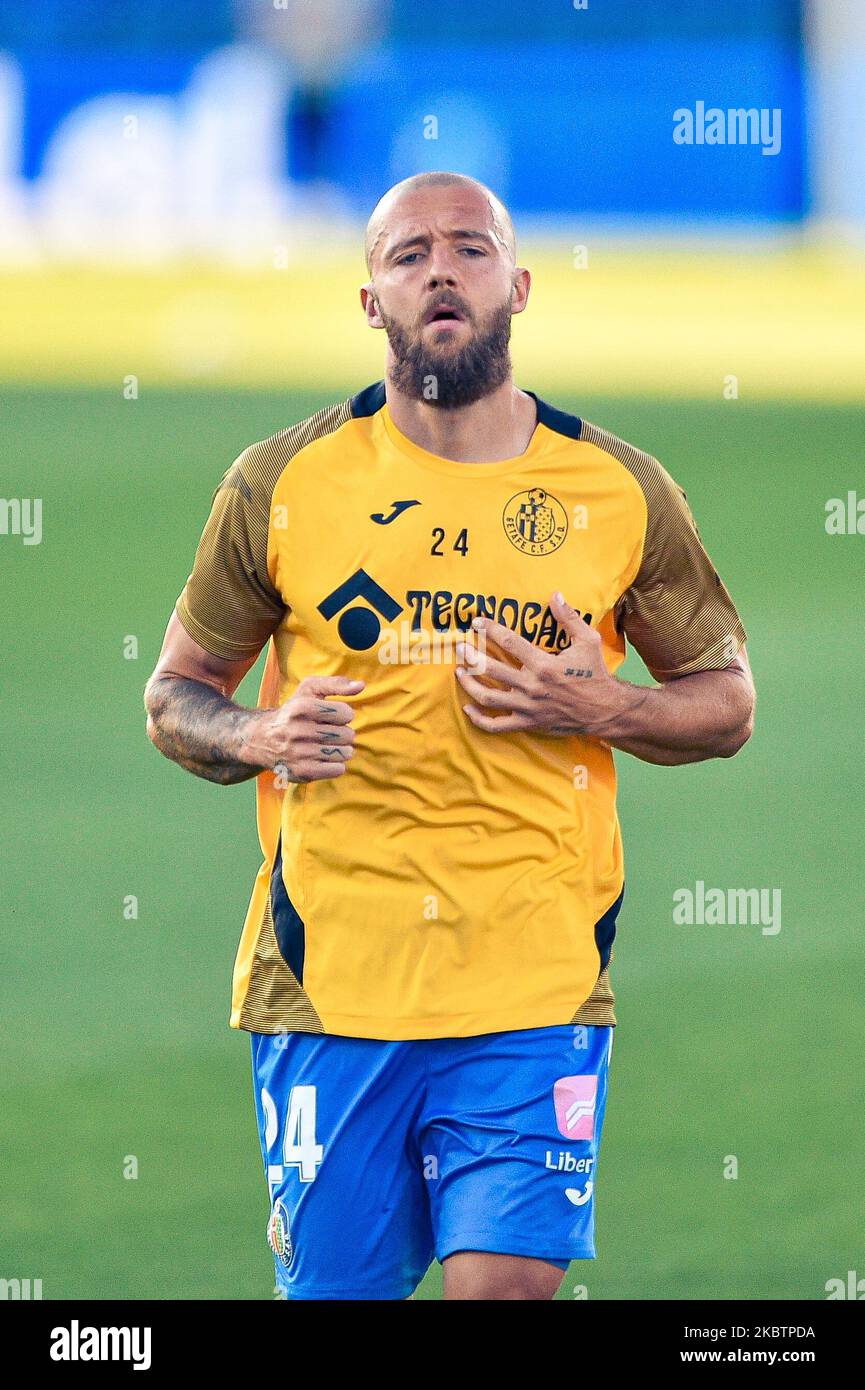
[2, 385, 862, 1300]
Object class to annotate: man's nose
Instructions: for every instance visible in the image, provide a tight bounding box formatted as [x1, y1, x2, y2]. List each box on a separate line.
[425, 247, 459, 287]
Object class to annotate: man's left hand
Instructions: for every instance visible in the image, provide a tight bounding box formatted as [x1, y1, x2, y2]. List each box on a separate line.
[455, 591, 625, 737]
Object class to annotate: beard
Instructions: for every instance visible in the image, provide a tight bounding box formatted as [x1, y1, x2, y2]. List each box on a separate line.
[379, 299, 513, 408]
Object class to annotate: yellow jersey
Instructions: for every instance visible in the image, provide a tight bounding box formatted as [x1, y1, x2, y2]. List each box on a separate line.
[175, 382, 746, 1040]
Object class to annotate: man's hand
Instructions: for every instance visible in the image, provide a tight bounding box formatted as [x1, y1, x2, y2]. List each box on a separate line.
[243, 676, 364, 784]
[144, 612, 364, 784]
[455, 591, 755, 765]
[455, 591, 622, 737]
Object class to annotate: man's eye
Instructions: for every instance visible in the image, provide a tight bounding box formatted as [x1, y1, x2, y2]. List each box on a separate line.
[460, 247, 483, 256]
[398, 253, 421, 265]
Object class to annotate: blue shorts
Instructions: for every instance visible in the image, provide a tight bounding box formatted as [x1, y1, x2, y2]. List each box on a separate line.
[250, 1022, 614, 1300]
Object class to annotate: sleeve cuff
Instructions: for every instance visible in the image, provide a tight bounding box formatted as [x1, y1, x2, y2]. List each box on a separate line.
[645, 622, 747, 682]
[174, 597, 266, 662]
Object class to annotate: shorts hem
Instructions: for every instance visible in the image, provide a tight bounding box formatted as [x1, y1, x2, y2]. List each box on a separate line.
[435, 1229, 594, 1264]
[276, 1278, 422, 1301]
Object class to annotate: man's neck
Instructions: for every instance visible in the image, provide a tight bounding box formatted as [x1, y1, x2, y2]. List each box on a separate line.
[384, 377, 538, 464]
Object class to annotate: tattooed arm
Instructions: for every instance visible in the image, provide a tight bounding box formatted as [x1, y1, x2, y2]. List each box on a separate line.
[144, 613, 363, 785]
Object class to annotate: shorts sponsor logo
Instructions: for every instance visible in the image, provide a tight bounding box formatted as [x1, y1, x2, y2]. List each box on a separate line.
[565, 1182, 594, 1207]
[545, 1151, 594, 1173]
[553, 1075, 597, 1140]
[267, 1198, 292, 1267]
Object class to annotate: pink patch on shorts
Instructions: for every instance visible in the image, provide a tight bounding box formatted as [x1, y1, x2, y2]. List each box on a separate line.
[553, 1075, 598, 1140]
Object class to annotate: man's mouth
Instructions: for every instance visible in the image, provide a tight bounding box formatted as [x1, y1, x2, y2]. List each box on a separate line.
[424, 303, 466, 325]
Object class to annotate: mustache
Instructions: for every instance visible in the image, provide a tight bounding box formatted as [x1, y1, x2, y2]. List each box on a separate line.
[418, 294, 473, 326]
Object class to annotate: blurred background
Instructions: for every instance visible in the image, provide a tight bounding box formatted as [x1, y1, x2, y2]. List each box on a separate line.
[2, 0, 863, 1301]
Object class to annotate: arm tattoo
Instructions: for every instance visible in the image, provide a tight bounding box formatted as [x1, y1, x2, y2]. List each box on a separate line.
[144, 676, 268, 785]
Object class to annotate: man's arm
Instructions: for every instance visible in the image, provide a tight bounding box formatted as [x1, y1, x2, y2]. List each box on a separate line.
[144, 613, 362, 785]
[144, 614, 267, 783]
[590, 650, 754, 765]
[455, 593, 755, 767]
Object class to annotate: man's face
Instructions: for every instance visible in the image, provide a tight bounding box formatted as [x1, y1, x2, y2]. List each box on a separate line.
[361, 187, 529, 408]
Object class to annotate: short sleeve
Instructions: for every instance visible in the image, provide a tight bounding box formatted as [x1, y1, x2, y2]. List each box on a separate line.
[175, 446, 287, 661]
[614, 460, 747, 681]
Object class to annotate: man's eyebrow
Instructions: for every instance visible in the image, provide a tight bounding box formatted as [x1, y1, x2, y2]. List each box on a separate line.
[385, 234, 429, 260]
[447, 228, 495, 243]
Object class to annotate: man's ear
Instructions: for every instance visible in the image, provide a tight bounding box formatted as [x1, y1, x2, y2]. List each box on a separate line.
[510, 266, 531, 316]
[360, 284, 384, 328]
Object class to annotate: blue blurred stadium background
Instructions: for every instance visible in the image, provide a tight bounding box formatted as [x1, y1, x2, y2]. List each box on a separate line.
[1, 0, 808, 220]
[0, 0, 862, 398]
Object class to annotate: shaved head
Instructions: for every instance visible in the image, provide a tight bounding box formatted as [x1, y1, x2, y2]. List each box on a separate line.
[364, 172, 516, 274]
[359, 170, 530, 409]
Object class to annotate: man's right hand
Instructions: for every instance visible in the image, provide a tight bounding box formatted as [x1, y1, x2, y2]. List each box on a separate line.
[244, 676, 364, 783]
[144, 612, 364, 785]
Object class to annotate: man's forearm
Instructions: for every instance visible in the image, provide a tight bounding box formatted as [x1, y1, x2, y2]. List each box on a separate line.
[144, 676, 270, 784]
[587, 665, 755, 766]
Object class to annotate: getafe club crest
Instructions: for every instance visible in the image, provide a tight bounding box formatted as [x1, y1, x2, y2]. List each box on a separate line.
[502, 488, 568, 555]
[266, 1198, 292, 1267]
